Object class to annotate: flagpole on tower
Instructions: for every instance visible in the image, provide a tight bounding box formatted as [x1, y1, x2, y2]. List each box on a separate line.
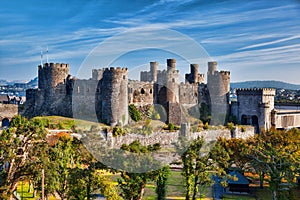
[40, 51, 43, 66]
[46, 46, 48, 63]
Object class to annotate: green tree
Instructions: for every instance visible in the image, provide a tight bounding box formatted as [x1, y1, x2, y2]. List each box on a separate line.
[118, 141, 165, 200]
[0, 116, 48, 199]
[177, 136, 213, 200]
[155, 166, 170, 200]
[129, 104, 142, 122]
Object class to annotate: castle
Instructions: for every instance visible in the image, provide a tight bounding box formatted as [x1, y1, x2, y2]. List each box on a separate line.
[25, 59, 300, 132]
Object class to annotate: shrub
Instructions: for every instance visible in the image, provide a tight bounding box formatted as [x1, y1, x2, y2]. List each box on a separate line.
[129, 104, 141, 122]
[168, 123, 175, 131]
[112, 126, 125, 136]
[227, 122, 235, 131]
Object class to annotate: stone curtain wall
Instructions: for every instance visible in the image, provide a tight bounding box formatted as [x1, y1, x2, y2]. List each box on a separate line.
[108, 126, 255, 148]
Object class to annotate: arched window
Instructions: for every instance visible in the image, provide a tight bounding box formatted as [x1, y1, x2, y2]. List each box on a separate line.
[141, 88, 145, 94]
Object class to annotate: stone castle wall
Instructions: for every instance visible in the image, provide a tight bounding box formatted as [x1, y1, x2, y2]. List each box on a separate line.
[236, 88, 276, 131]
[179, 83, 198, 105]
[0, 104, 19, 121]
[128, 80, 154, 107]
[109, 126, 255, 148]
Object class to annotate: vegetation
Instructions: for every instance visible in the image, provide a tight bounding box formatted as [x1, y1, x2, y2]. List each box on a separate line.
[1, 115, 300, 200]
[118, 140, 169, 200]
[0, 115, 120, 200]
[113, 126, 126, 136]
[129, 104, 142, 122]
[176, 136, 213, 200]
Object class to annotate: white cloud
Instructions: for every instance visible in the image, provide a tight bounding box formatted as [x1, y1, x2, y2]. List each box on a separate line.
[238, 35, 300, 50]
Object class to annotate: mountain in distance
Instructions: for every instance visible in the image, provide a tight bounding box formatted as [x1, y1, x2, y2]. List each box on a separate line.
[0, 79, 29, 85]
[231, 80, 300, 90]
[0, 77, 38, 88]
[26, 77, 38, 88]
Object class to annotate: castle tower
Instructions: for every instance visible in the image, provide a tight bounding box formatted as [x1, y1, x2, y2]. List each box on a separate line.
[92, 69, 104, 80]
[150, 61, 158, 82]
[165, 59, 181, 125]
[185, 64, 205, 84]
[167, 58, 176, 72]
[166, 59, 179, 103]
[97, 67, 128, 126]
[207, 61, 230, 125]
[208, 61, 217, 75]
[38, 63, 69, 91]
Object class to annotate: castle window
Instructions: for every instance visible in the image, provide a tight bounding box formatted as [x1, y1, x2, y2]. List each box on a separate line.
[77, 86, 80, 94]
[172, 78, 175, 82]
[123, 75, 126, 80]
[195, 93, 198, 97]
[141, 88, 145, 94]
[150, 89, 152, 94]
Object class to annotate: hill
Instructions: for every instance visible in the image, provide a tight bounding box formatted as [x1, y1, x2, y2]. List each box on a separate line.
[231, 81, 300, 90]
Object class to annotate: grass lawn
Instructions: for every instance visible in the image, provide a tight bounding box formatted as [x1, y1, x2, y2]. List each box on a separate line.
[222, 194, 255, 200]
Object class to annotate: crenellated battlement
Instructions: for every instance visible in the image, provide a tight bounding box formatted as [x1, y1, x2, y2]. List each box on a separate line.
[236, 88, 276, 96]
[220, 70, 230, 76]
[39, 63, 69, 70]
[103, 67, 128, 72]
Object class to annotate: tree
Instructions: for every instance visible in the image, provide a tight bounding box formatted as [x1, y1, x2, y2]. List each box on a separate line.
[118, 141, 165, 200]
[67, 164, 121, 200]
[155, 166, 170, 200]
[0, 115, 48, 199]
[177, 136, 213, 200]
[245, 129, 300, 200]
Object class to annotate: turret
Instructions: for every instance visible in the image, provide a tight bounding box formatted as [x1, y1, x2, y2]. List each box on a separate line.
[166, 59, 179, 103]
[208, 61, 217, 75]
[150, 61, 158, 82]
[167, 58, 176, 72]
[185, 64, 204, 84]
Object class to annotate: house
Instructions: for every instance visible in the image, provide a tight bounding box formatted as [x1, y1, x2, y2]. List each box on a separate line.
[227, 171, 250, 193]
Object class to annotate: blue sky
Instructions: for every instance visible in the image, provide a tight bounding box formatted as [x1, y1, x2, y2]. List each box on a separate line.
[0, 0, 300, 84]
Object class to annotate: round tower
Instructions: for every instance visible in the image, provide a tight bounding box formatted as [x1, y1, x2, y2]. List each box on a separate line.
[167, 58, 176, 72]
[38, 63, 69, 90]
[51, 63, 69, 88]
[99, 67, 128, 126]
[150, 61, 158, 82]
[208, 61, 217, 75]
[166, 59, 179, 103]
[190, 64, 199, 83]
